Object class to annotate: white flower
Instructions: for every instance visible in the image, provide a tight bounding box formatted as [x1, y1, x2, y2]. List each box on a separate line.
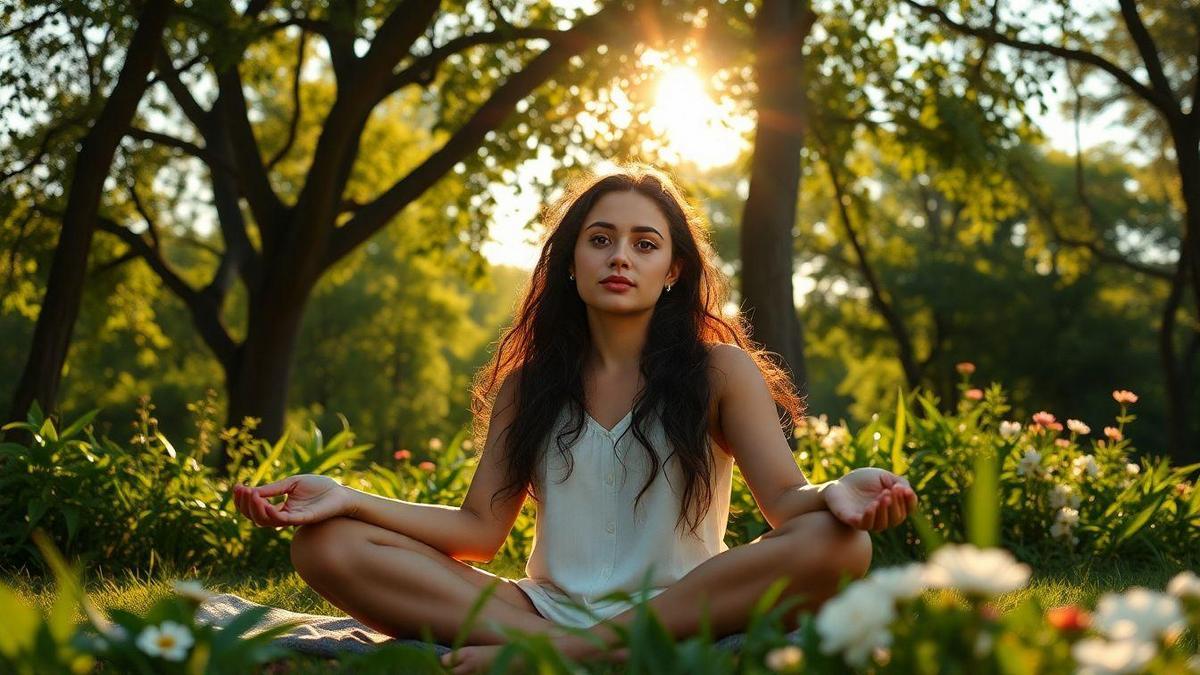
[428, 437, 443, 450]
[820, 425, 851, 450]
[1067, 419, 1091, 435]
[1050, 484, 1082, 510]
[1093, 588, 1185, 643]
[806, 415, 830, 438]
[1071, 638, 1156, 675]
[1167, 571, 1200, 599]
[1125, 463, 1140, 476]
[171, 580, 215, 603]
[1072, 454, 1100, 478]
[866, 563, 928, 601]
[1050, 507, 1080, 545]
[1017, 448, 1043, 477]
[923, 544, 1031, 596]
[815, 580, 896, 667]
[999, 421, 1022, 440]
[764, 645, 804, 671]
[136, 621, 194, 661]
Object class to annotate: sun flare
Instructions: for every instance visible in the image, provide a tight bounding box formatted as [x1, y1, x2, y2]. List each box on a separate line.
[646, 65, 753, 169]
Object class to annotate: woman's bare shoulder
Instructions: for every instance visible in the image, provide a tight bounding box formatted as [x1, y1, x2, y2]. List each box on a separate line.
[705, 342, 755, 396]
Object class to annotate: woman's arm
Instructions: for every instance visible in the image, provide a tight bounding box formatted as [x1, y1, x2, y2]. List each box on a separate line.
[710, 344, 916, 531]
[234, 476, 496, 561]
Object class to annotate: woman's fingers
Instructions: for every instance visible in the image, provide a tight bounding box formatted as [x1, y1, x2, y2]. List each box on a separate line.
[886, 488, 905, 527]
[253, 493, 282, 527]
[873, 493, 891, 531]
[253, 477, 296, 498]
[859, 502, 877, 530]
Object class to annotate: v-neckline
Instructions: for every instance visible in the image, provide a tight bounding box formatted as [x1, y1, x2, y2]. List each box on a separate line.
[585, 408, 634, 435]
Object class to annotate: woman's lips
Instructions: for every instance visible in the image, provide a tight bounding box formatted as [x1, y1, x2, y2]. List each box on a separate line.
[601, 281, 634, 292]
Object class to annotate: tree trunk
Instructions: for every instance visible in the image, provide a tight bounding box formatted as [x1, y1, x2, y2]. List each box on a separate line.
[216, 267, 314, 466]
[739, 0, 813, 399]
[1166, 120, 1200, 462]
[6, 0, 172, 430]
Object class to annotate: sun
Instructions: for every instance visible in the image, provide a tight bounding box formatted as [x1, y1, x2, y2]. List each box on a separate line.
[645, 65, 753, 169]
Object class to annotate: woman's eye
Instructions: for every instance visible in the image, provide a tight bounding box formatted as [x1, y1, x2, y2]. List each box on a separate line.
[589, 235, 656, 250]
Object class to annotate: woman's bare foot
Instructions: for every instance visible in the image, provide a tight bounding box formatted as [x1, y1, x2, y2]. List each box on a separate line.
[440, 645, 515, 674]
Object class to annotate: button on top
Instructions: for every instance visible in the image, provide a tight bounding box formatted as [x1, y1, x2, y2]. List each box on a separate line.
[606, 522, 615, 533]
[605, 473, 614, 485]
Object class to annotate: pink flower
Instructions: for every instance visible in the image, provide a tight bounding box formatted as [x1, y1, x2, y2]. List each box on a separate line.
[394, 449, 412, 461]
[1032, 411, 1057, 427]
[418, 461, 436, 472]
[965, 388, 984, 401]
[1104, 427, 1122, 442]
[1055, 438, 1070, 448]
[1047, 605, 1091, 632]
[1112, 390, 1138, 404]
[956, 362, 976, 375]
[1047, 422, 1063, 432]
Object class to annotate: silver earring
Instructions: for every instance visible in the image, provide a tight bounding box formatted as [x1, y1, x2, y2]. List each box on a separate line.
[569, 273, 574, 281]
[666, 283, 673, 292]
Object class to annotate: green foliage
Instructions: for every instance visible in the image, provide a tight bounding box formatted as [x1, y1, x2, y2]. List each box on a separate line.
[0, 532, 297, 674]
[791, 383, 1200, 568]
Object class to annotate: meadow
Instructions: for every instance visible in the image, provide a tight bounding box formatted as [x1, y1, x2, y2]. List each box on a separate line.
[3, 369, 1199, 673]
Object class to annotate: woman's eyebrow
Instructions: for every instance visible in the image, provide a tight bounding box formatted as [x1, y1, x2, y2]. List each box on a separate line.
[585, 221, 664, 238]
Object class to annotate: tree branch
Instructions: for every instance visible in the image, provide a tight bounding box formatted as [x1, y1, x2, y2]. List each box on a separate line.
[96, 215, 237, 364]
[902, 0, 1175, 115]
[266, 29, 307, 172]
[0, 6, 61, 40]
[382, 26, 562, 96]
[325, 2, 641, 268]
[127, 126, 237, 175]
[154, 46, 210, 131]
[1116, 0, 1176, 105]
[214, 66, 286, 232]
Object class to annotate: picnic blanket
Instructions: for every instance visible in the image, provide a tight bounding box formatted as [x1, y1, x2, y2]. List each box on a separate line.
[195, 593, 785, 659]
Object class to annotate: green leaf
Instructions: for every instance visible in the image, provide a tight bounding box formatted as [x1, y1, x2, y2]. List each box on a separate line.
[1113, 495, 1166, 547]
[154, 431, 176, 459]
[62, 507, 80, 544]
[0, 583, 39, 657]
[250, 430, 290, 488]
[59, 409, 100, 441]
[39, 417, 58, 443]
[26, 498, 48, 529]
[967, 449, 999, 548]
[891, 387, 909, 475]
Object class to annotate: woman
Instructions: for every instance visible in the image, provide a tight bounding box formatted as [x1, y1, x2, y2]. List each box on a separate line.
[232, 164, 917, 674]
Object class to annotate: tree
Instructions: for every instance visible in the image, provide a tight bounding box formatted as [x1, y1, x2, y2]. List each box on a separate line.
[738, 0, 815, 400]
[5, 0, 173, 440]
[7, 0, 686, 464]
[899, 0, 1200, 461]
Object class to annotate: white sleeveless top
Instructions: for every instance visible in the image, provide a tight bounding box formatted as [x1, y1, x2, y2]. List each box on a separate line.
[514, 404, 735, 628]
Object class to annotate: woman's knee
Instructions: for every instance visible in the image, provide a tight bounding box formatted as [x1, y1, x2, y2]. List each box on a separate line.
[290, 516, 360, 580]
[776, 510, 872, 582]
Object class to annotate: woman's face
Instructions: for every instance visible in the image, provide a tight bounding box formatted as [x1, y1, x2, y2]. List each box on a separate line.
[569, 189, 680, 314]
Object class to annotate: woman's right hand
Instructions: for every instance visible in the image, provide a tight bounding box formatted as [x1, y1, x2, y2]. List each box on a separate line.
[232, 474, 354, 528]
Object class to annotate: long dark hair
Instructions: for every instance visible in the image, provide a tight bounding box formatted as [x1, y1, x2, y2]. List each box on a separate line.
[470, 163, 804, 537]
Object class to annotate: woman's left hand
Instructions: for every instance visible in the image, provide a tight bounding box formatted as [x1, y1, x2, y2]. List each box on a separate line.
[823, 468, 918, 531]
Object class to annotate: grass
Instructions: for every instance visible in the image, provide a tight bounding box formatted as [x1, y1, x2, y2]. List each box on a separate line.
[5, 553, 1190, 672]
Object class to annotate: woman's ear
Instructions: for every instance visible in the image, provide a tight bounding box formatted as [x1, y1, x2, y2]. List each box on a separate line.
[667, 260, 682, 286]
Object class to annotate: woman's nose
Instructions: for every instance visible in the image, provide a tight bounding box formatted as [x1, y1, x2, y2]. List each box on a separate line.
[608, 243, 631, 268]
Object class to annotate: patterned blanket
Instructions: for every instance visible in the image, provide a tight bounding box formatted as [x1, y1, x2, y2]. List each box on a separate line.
[195, 593, 781, 658]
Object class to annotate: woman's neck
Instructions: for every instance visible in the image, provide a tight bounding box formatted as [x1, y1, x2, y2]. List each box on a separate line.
[584, 307, 652, 374]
